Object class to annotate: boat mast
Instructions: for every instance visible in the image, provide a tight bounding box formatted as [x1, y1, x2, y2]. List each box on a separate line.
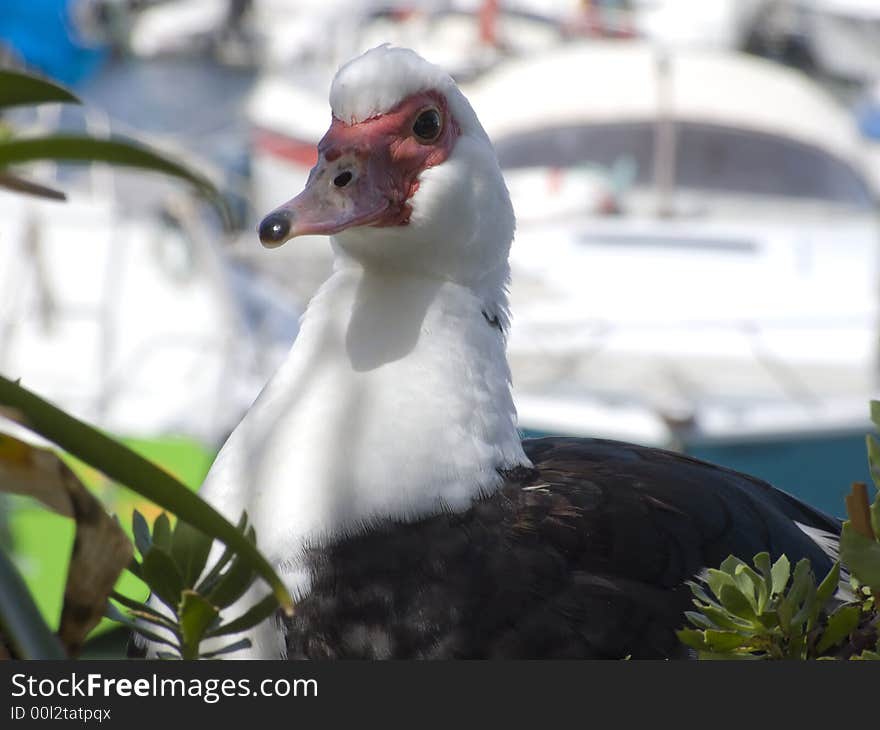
[653, 48, 677, 218]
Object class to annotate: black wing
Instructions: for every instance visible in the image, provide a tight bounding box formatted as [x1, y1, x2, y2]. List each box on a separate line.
[282, 437, 840, 659]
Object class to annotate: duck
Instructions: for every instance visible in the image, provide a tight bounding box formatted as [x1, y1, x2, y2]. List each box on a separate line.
[157, 45, 842, 659]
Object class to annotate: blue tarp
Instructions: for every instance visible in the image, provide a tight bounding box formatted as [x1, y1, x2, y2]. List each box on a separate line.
[0, 0, 107, 86]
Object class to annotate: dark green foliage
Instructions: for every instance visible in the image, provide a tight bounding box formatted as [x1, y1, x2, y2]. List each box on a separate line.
[109, 510, 280, 660]
[0, 135, 224, 213]
[0, 69, 284, 659]
[0, 545, 65, 659]
[0, 69, 79, 109]
[0, 67, 229, 224]
[0, 375, 293, 612]
[677, 553, 876, 659]
[679, 400, 880, 660]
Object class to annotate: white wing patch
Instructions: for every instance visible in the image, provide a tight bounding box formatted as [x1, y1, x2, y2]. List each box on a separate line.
[794, 521, 853, 600]
[794, 521, 840, 561]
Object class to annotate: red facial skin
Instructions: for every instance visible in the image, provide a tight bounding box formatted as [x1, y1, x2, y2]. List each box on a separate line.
[259, 91, 461, 247]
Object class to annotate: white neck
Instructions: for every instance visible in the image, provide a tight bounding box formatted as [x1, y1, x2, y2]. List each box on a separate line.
[199, 260, 528, 593]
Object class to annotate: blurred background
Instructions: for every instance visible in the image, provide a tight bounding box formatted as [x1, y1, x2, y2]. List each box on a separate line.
[2, 0, 880, 641]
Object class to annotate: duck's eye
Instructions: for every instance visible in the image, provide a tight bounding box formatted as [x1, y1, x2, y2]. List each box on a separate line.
[412, 108, 442, 143]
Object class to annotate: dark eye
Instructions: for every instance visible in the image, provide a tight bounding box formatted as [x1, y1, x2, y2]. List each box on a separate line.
[412, 108, 442, 143]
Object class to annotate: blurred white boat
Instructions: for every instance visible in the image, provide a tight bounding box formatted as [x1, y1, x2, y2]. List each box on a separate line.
[754, 0, 880, 82]
[128, 0, 573, 71]
[800, 0, 880, 82]
[125, 0, 769, 66]
[466, 43, 879, 512]
[467, 43, 878, 427]
[630, 0, 766, 51]
[0, 141, 299, 446]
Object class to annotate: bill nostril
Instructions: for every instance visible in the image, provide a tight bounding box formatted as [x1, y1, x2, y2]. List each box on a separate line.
[259, 213, 291, 246]
[333, 171, 353, 188]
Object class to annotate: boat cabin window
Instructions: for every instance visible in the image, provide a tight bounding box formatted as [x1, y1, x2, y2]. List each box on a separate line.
[494, 121, 874, 208]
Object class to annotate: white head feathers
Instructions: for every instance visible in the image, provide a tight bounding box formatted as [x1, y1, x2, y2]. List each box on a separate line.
[328, 45, 513, 301]
[329, 45, 490, 142]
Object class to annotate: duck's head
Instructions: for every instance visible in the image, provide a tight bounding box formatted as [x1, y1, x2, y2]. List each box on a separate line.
[258, 45, 514, 288]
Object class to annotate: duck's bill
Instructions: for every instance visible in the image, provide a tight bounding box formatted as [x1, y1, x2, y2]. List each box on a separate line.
[258, 191, 391, 248]
[257, 155, 395, 248]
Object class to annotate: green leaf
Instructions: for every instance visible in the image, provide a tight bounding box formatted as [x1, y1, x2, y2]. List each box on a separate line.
[0, 375, 293, 613]
[770, 554, 791, 596]
[703, 630, 753, 653]
[178, 591, 220, 658]
[199, 638, 252, 659]
[0, 545, 66, 659]
[206, 594, 279, 638]
[0, 172, 66, 201]
[719, 555, 747, 575]
[207, 548, 256, 609]
[196, 520, 241, 596]
[778, 592, 794, 632]
[680, 624, 761, 657]
[0, 431, 134, 656]
[705, 568, 738, 600]
[853, 649, 880, 661]
[127, 558, 143, 580]
[141, 549, 184, 613]
[787, 634, 807, 659]
[104, 601, 178, 651]
[870, 493, 880, 541]
[734, 563, 766, 614]
[697, 650, 764, 661]
[754, 610, 780, 631]
[0, 69, 80, 109]
[816, 604, 861, 654]
[867, 435, 880, 489]
[171, 519, 214, 589]
[870, 401, 880, 432]
[124, 610, 180, 635]
[0, 135, 228, 224]
[132, 510, 153, 558]
[683, 610, 716, 630]
[839, 522, 880, 591]
[677, 628, 709, 651]
[752, 552, 776, 615]
[109, 591, 178, 633]
[152, 513, 172, 553]
[718, 584, 758, 623]
[753, 552, 772, 580]
[780, 559, 815, 633]
[698, 604, 753, 632]
[685, 580, 722, 609]
[790, 579, 817, 632]
[814, 562, 842, 626]
[788, 558, 814, 598]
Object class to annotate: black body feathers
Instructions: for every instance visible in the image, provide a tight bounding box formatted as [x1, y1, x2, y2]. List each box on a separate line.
[281, 437, 840, 659]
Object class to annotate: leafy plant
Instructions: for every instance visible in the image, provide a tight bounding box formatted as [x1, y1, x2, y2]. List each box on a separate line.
[835, 480, 880, 659]
[0, 429, 133, 657]
[842, 402, 880, 598]
[677, 553, 867, 659]
[0, 67, 228, 223]
[0, 66, 284, 658]
[678, 400, 880, 660]
[0, 542, 65, 660]
[0, 367, 292, 659]
[106, 511, 279, 660]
